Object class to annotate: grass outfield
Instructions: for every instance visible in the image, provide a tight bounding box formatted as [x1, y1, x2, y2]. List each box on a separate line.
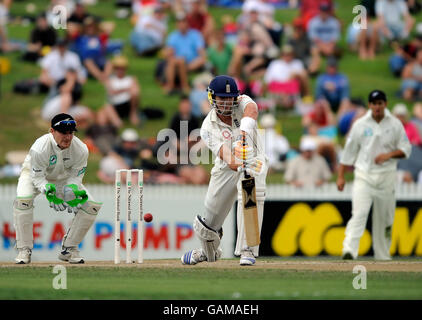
[1, 258, 422, 300]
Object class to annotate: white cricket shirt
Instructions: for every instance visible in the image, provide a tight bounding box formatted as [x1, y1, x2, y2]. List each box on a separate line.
[200, 94, 266, 171]
[22, 133, 89, 192]
[340, 109, 411, 173]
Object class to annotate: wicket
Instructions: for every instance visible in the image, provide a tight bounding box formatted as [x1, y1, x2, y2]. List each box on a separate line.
[114, 169, 144, 264]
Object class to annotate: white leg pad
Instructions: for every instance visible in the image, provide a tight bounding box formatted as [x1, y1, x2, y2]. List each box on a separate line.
[193, 215, 221, 262]
[13, 198, 34, 249]
[62, 201, 101, 248]
[235, 187, 265, 257]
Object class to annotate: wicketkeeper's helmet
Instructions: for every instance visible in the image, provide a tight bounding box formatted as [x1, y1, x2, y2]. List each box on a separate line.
[207, 75, 239, 116]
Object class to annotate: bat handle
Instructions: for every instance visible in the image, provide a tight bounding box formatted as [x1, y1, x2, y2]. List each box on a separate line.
[242, 131, 251, 179]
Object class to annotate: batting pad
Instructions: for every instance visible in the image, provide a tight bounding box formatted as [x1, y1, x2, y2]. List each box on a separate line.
[193, 215, 221, 262]
[235, 187, 265, 257]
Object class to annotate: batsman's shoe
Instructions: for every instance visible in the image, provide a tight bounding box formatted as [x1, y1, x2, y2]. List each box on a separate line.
[342, 252, 354, 260]
[15, 247, 32, 264]
[181, 248, 207, 265]
[59, 247, 84, 264]
[240, 248, 256, 266]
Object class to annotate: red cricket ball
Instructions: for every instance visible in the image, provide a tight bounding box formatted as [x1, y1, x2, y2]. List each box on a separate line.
[144, 213, 153, 223]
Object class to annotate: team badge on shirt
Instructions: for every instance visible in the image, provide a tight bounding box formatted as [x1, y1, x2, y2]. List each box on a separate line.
[364, 128, 373, 137]
[222, 130, 231, 139]
[49, 155, 57, 165]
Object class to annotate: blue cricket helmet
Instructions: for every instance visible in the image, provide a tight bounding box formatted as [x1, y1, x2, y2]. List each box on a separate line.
[207, 75, 239, 97]
[207, 75, 239, 115]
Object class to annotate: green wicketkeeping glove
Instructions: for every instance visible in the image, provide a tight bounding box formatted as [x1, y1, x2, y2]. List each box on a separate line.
[63, 184, 88, 214]
[43, 183, 66, 212]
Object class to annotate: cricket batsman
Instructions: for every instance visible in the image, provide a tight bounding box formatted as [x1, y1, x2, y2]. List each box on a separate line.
[337, 90, 412, 260]
[13, 113, 102, 264]
[181, 75, 268, 266]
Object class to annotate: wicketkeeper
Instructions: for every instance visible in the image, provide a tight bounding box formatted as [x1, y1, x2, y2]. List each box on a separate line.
[181, 75, 268, 266]
[13, 113, 102, 264]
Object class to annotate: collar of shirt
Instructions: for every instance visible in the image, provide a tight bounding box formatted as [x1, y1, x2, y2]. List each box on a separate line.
[210, 109, 233, 128]
[363, 108, 393, 125]
[49, 133, 67, 153]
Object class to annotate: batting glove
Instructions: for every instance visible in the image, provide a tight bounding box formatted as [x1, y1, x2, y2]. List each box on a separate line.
[233, 140, 253, 161]
[238, 157, 265, 177]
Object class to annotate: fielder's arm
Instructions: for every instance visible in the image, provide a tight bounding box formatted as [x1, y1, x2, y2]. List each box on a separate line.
[29, 150, 50, 193]
[65, 146, 89, 188]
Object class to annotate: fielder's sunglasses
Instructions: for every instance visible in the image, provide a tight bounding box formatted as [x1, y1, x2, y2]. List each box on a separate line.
[54, 120, 77, 127]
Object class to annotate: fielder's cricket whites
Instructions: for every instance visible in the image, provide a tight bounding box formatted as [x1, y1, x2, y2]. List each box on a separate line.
[13, 113, 102, 265]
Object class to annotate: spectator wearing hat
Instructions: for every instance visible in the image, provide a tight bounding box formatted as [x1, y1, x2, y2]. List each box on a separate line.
[401, 48, 422, 101]
[97, 55, 141, 129]
[130, 4, 168, 56]
[161, 12, 206, 95]
[315, 57, 351, 114]
[73, 16, 112, 83]
[260, 113, 290, 172]
[287, 18, 321, 76]
[375, 0, 414, 42]
[263, 44, 310, 109]
[284, 137, 332, 188]
[392, 103, 422, 146]
[307, 2, 341, 57]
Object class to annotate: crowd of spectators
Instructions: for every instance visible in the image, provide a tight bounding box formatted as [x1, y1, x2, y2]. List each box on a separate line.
[2, 0, 422, 186]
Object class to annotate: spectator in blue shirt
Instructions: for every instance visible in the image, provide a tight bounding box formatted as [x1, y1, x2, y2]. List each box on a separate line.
[307, 2, 341, 57]
[74, 16, 112, 83]
[162, 12, 207, 95]
[315, 57, 350, 113]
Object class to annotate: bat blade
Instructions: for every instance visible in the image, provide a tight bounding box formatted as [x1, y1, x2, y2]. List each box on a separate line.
[241, 176, 260, 246]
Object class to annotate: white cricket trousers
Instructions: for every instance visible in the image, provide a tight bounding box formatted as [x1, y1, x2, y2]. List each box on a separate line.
[14, 167, 95, 249]
[203, 165, 267, 257]
[342, 169, 396, 260]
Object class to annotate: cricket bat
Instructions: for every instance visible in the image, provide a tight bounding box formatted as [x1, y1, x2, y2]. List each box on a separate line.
[241, 132, 260, 246]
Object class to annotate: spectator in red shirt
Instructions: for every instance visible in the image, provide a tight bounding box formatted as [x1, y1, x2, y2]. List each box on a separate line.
[298, 0, 334, 30]
[186, 0, 215, 45]
[302, 99, 336, 129]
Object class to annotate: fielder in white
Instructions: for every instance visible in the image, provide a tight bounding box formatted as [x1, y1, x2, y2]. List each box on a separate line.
[14, 113, 102, 264]
[337, 90, 412, 260]
[181, 75, 268, 266]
